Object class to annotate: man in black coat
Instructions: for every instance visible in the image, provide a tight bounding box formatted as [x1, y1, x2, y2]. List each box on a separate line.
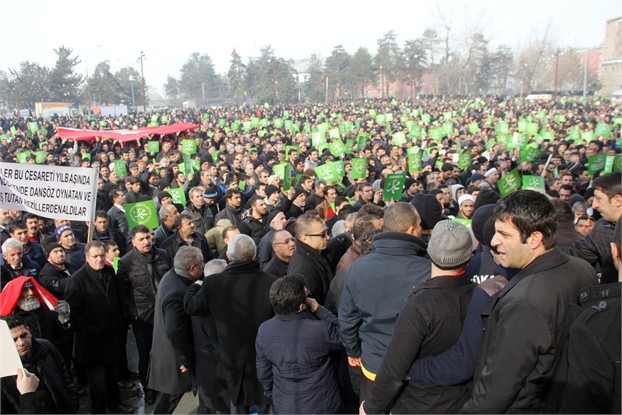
[39, 243, 76, 300]
[184, 234, 276, 414]
[117, 225, 171, 405]
[287, 214, 333, 305]
[148, 246, 204, 414]
[161, 214, 212, 263]
[1, 315, 79, 414]
[64, 241, 134, 414]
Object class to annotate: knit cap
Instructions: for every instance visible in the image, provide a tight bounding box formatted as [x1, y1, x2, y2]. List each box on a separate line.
[427, 220, 473, 269]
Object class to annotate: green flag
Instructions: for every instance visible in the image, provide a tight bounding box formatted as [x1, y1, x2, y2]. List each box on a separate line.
[458, 151, 472, 170]
[312, 131, 326, 147]
[604, 155, 615, 173]
[392, 131, 407, 146]
[125, 200, 159, 231]
[28, 122, 39, 132]
[16, 151, 29, 164]
[329, 140, 346, 157]
[272, 163, 292, 190]
[114, 160, 127, 177]
[315, 163, 339, 183]
[408, 152, 423, 173]
[452, 218, 472, 228]
[383, 173, 406, 202]
[613, 155, 622, 173]
[328, 128, 340, 140]
[167, 188, 187, 205]
[498, 169, 521, 197]
[181, 139, 197, 155]
[594, 122, 612, 138]
[351, 158, 368, 179]
[333, 161, 345, 177]
[581, 131, 595, 143]
[588, 154, 607, 175]
[522, 175, 545, 191]
[147, 141, 160, 153]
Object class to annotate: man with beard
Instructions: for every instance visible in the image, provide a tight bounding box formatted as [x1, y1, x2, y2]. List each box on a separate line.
[256, 211, 288, 266]
[64, 242, 134, 414]
[54, 225, 86, 272]
[1, 315, 79, 414]
[239, 196, 269, 245]
[117, 225, 172, 405]
[214, 189, 243, 227]
[1, 238, 40, 289]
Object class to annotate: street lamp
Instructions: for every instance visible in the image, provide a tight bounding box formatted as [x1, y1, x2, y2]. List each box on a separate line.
[83, 44, 101, 81]
[380, 65, 384, 99]
[137, 51, 146, 110]
[129, 76, 136, 109]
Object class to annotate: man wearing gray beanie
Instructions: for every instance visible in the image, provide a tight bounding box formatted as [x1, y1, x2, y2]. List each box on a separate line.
[361, 220, 476, 414]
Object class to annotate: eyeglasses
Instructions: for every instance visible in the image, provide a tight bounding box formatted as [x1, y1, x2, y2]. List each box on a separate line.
[274, 237, 296, 245]
[305, 230, 329, 238]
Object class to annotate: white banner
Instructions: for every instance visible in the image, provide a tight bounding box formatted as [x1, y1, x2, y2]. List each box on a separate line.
[0, 163, 98, 222]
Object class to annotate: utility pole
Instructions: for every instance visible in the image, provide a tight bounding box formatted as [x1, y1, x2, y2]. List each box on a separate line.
[129, 76, 136, 109]
[138, 51, 146, 110]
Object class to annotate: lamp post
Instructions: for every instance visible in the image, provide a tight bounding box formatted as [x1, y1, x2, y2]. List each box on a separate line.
[83, 44, 101, 81]
[129, 76, 136, 109]
[137, 51, 146, 110]
[380, 65, 384, 99]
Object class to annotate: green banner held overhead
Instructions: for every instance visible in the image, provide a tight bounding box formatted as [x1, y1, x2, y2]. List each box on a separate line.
[329, 139, 346, 157]
[272, 163, 292, 191]
[351, 158, 368, 179]
[114, 160, 127, 177]
[167, 188, 187, 205]
[408, 152, 423, 173]
[333, 161, 345, 178]
[181, 139, 197, 155]
[312, 131, 326, 147]
[522, 175, 545, 191]
[314, 163, 340, 183]
[498, 169, 521, 197]
[147, 141, 160, 153]
[588, 154, 607, 175]
[383, 172, 406, 202]
[392, 131, 407, 146]
[125, 200, 159, 231]
[458, 151, 472, 170]
[328, 128, 340, 140]
[594, 122, 612, 138]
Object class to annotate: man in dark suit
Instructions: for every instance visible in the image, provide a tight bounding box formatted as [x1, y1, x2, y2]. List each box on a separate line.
[184, 234, 276, 414]
[147, 246, 204, 414]
[64, 241, 134, 414]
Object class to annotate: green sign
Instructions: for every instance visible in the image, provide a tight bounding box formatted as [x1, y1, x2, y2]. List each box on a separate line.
[498, 169, 521, 197]
[351, 158, 368, 179]
[314, 163, 340, 183]
[329, 139, 346, 157]
[114, 159, 127, 177]
[28, 122, 39, 132]
[181, 139, 197, 155]
[147, 141, 160, 153]
[383, 172, 406, 202]
[312, 131, 326, 147]
[522, 175, 545, 191]
[458, 151, 472, 170]
[392, 131, 407, 146]
[166, 188, 187, 205]
[468, 122, 479, 134]
[272, 162, 292, 191]
[588, 154, 607, 175]
[408, 152, 423, 173]
[125, 200, 159, 230]
[614, 155, 622, 173]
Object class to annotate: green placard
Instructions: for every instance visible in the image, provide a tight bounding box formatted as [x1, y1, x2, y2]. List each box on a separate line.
[428, 127, 442, 142]
[114, 160, 127, 177]
[28, 122, 39, 132]
[421, 114, 431, 124]
[408, 151, 423, 173]
[452, 218, 472, 228]
[383, 172, 406, 202]
[613, 155, 622, 173]
[161, 115, 169, 124]
[312, 131, 326, 147]
[517, 119, 527, 132]
[272, 162, 292, 190]
[519, 145, 541, 163]
[181, 139, 197, 155]
[458, 151, 472, 170]
[167, 188, 187, 205]
[328, 128, 340, 140]
[125, 200, 159, 230]
[243, 121, 253, 131]
[498, 169, 521, 197]
[218, 118, 226, 127]
[527, 123, 539, 136]
[594, 122, 612, 138]
[351, 158, 368, 179]
[314, 163, 339, 183]
[468, 122, 479, 134]
[588, 154, 607, 175]
[581, 131, 595, 142]
[329, 139, 346, 157]
[16, 151, 29, 164]
[34, 151, 46, 164]
[522, 175, 545, 190]
[147, 141, 160, 153]
[333, 161, 345, 177]
[392, 131, 407, 146]
[604, 155, 615, 173]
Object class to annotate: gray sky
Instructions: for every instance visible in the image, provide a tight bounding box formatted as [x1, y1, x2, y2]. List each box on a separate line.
[1, 0, 620, 95]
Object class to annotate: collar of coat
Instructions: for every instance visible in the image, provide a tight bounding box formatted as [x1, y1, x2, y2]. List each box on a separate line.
[372, 232, 428, 256]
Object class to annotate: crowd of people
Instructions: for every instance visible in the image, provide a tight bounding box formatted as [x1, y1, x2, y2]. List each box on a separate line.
[0, 96, 620, 414]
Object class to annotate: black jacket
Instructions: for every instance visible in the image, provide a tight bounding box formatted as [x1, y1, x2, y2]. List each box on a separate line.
[559, 282, 621, 414]
[573, 218, 618, 284]
[117, 247, 171, 324]
[261, 255, 289, 278]
[363, 275, 475, 414]
[153, 223, 175, 249]
[461, 249, 597, 413]
[184, 260, 276, 406]
[238, 216, 268, 246]
[1, 338, 79, 414]
[64, 263, 125, 367]
[182, 202, 215, 235]
[288, 241, 334, 305]
[107, 205, 129, 235]
[162, 231, 212, 263]
[214, 205, 242, 227]
[39, 263, 75, 299]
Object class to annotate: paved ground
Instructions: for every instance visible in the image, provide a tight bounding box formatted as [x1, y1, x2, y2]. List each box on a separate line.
[77, 327, 198, 414]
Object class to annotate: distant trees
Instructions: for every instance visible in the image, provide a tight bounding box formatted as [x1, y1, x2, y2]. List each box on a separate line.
[0, 20, 604, 110]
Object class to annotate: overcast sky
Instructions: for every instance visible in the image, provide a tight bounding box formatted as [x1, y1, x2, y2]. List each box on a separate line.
[1, 0, 620, 95]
